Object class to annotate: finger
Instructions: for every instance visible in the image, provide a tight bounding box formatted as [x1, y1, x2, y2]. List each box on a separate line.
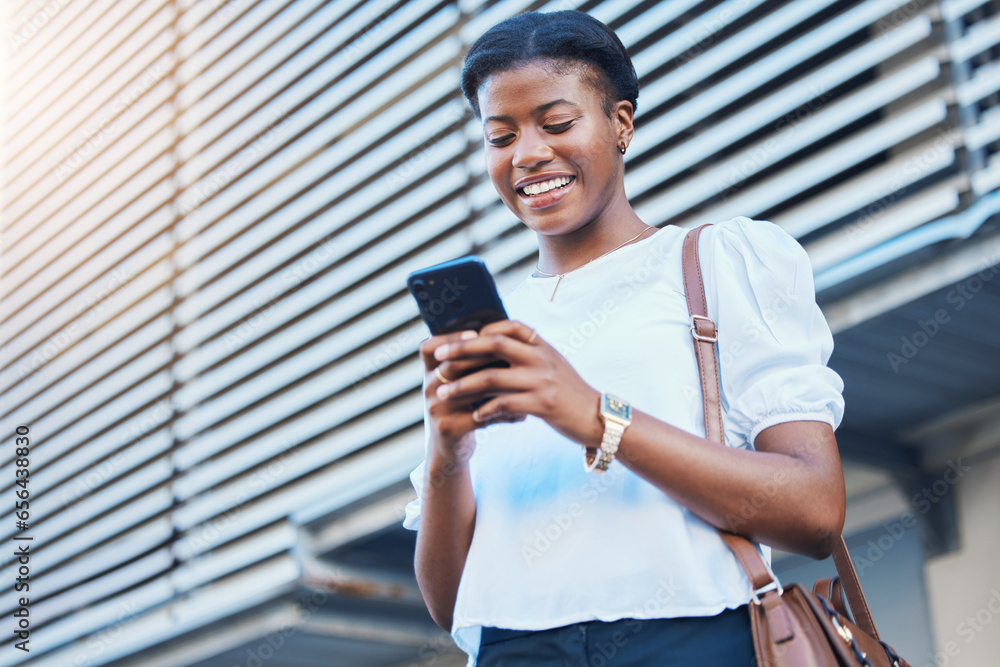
[430, 353, 507, 386]
[470, 396, 533, 424]
[479, 319, 539, 344]
[433, 328, 540, 366]
[435, 365, 532, 402]
[475, 411, 528, 426]
[419, 330, 478, 371]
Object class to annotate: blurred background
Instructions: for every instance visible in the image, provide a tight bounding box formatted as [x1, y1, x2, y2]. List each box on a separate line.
[1, 0, 999, 665]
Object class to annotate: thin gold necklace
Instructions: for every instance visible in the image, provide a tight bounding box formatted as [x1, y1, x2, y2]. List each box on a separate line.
[533, 226, 655, 301]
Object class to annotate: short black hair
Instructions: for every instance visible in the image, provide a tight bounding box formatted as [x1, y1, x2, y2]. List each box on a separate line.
[461, 10, 638, 119]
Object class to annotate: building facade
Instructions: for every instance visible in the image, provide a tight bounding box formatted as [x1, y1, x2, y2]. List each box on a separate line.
[1, 0, 998, 665]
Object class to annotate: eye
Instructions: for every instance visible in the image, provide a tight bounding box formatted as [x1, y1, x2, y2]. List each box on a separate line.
[544, 120, 574, 133]
[487, 133, 515, 147]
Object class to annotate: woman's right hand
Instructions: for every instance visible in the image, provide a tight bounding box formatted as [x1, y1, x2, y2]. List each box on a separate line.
[419, 329, 525, 464]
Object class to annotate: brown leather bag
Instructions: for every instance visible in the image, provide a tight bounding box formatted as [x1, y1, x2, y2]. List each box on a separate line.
[681, 224, 911, 667]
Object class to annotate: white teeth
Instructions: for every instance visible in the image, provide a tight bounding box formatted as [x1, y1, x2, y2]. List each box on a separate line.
[522, 176, 572, 196]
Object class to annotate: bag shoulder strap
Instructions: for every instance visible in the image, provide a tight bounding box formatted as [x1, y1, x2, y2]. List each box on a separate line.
[681, 223, 881, 640]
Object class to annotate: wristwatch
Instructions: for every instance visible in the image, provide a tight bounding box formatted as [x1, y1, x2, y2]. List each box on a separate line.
[584, 393, 632, 474]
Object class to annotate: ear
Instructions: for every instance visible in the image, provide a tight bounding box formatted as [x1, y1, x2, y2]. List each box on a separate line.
[612, 100, 635, 153]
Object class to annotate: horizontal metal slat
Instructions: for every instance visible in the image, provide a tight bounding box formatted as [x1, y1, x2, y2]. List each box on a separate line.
[172, 42, 461, 259]
[0, 283, 174, 418]
[175, 429, 421, 555]
[805, 185, 963, 273]
[170, 208, 469, 445]
[31, 530, 174, 625]
[6, 487, 174, 577]
[173, 141, 466, 365]
[0, 151, 176, 329]
[949, 12, 1000, 63]
[631, 44, 940, 203]
[0, 371, 174, 489]
[779, 138, 960, 238]
[3, 65, 175, 241]
[652, 98, 950, 226]
[0, 232, 176, 387]
[33, 430, 174, 525]
[1, 190, 175, 364]
[5, 0, 172, 163]
[0, 579, 175, 667]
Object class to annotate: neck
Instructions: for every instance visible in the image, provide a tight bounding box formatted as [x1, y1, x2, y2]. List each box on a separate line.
[535, 204, 649, 275]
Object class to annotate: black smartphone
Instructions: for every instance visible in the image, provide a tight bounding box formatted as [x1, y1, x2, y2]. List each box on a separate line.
[406, 255, 508, 335]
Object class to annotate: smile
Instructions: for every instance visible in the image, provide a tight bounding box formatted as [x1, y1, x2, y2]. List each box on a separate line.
[518, 176, 574, 197]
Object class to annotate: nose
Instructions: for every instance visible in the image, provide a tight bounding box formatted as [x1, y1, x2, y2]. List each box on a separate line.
[512, 128, 554, 169]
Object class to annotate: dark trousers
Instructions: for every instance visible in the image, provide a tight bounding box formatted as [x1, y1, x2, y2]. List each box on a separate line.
[477, 606, 755, 666]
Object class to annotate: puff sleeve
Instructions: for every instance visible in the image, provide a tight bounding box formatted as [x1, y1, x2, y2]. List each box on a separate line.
[401, 403, 430, 531]
[701, 217, 845, 449]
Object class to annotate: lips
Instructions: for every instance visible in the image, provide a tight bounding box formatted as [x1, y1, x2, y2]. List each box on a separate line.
[515, 174, 576, 208]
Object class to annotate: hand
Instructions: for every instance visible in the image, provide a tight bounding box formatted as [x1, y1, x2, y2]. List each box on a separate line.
[431, 320, 603, 448]
[419, 329, 526, 464]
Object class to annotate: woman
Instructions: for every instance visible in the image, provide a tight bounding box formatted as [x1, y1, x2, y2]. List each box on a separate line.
[403, 10, 846, 666]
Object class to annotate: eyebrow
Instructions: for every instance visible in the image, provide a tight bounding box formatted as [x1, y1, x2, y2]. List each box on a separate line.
[484, 99, 580, 124]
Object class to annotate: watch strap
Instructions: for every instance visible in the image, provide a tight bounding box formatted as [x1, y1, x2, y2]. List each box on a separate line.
[585, 395, 630, 474]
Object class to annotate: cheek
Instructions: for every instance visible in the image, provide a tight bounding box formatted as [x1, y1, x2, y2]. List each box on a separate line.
[485, 151, 514, 189]
[484, 155, 516, 202]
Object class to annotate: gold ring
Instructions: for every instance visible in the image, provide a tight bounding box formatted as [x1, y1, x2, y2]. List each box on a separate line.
[527, 329, 538, 344]
[434, 367, 452, 384]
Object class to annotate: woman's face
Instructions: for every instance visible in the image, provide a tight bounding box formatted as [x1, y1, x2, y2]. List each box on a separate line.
[477, 60, 632, 237]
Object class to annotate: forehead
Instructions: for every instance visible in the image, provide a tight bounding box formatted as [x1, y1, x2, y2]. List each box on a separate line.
[477, 61, 603, 119]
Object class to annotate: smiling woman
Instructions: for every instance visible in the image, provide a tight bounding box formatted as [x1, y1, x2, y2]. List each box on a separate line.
[402, 10, 847, 667]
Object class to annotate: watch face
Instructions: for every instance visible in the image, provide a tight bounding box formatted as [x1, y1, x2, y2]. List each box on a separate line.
[602, 393, 631, 421]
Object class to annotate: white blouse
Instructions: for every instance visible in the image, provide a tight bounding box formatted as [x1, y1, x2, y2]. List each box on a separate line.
[403, 217, 845, 664]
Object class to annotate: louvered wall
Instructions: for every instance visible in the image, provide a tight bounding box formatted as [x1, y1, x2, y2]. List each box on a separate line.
[1, 0, 997, 665]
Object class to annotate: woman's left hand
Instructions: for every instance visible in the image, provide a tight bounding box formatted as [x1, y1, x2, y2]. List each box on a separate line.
[432, 319, 603, 447]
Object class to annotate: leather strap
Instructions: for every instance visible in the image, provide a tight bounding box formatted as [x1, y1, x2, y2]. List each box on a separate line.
[812, 576, 848, 618]
[833, 535, 880, 639]
[681, 225, 724, 444]
[682, 225, 772, 591]
[681, 224, 881, 640]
